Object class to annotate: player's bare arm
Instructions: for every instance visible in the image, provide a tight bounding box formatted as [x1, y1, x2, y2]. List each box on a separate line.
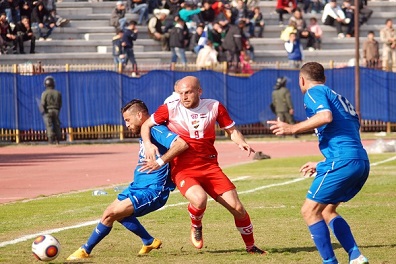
[267, 111, 333, 135]
[140, 118, 160, 160]
[139, 137, 188, 173]
[225, 126, 255, 156]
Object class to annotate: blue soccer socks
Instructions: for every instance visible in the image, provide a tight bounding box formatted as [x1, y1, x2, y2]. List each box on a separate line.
[83, 222, 112, 254]
[309, 220, 338, 264]
[329, 216, 361, 260]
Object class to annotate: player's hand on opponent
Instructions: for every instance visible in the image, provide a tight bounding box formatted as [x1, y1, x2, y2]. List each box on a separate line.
[143, 143, 160, 161]
[239, 143, 255, 156]
[299, 162, 318, 177]
[138, 158, 160, 173]
[267, 118, 293, 135]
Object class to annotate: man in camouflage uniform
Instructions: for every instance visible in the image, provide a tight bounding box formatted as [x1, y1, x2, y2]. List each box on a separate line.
[41, 76, 62, 144]
[271, 76, 296, 126]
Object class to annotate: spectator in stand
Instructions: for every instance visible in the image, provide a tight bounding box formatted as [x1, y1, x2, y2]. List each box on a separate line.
[128, 0, 149, 25]
[234, 0, 249, 25]
[358, 0, 373, 25]
[148, 8, 170, 51]
[110, 1, 127, 31]
[289, 8, 315, 50]
[164, 0, 184, 30]
[189, 23, 204, 53]
[200, 1, 215, 24]
[275, 0, 297, 26]
[19, 0, 32, 21]
[16, 15, 35, 54]
[307, 17, 322, 50]
[380, 19, 396, 72]
[280, 20, 297, 42]
[31, 2, 55, 41]
[208, 21, 225, 61]
[284, 32, 303, 69]
[322, 0, 347, 39]
[112, 28, 126, 71]
[239, 50, 253, 74]
[341, 0, 354, 37]
[122, 20, 139, 76]
[196, 39, 218, 70]
[169, 16, 188, 68]
[213, 3, 231, 28]
[4, 0, 19, 24]
[178, 3, 203, 33]
[0, 12, 17, 54]
[248, 6, 264, 38]
[222, 20, 244, 72]
[310, 0, 323, 14]
[362, 31, 379, 69]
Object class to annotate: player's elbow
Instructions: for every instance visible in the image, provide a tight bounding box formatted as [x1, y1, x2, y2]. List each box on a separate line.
[322, 111, 333, 124]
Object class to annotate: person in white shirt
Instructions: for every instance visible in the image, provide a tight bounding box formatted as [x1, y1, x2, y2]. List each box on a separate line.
[321, 0, 347, 38]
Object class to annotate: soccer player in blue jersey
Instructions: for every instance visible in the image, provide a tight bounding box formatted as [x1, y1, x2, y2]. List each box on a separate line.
[267, 62, 370, 264]
[67, 99, 188, 260]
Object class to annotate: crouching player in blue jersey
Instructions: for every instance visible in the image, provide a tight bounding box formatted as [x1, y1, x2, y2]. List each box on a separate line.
[268, 62, 370, 264]
[67, 99, 188, 260]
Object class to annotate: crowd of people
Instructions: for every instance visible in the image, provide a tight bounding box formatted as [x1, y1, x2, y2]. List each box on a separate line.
[0, 0, 69, 54]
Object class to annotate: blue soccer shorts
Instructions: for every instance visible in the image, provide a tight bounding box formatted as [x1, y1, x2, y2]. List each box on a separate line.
[118, 185, 170, 217]
[306, 159, 370, 204]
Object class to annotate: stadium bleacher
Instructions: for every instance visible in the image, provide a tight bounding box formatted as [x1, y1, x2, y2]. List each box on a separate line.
[0, 0, 395, 66]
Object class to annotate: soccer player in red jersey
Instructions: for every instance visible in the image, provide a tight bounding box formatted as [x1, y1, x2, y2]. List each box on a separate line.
[141, 76, 265, 254]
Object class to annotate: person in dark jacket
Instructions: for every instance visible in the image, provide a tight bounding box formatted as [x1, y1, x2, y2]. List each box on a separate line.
[31, 2, 55, 40]
[122, 20, 138, 76]
[112, 28, 126, 71]
[16, 15, 35, 54]
[0, 12, 18, 54]
[41, 76, 62, 144]
[169, 16, 188, 68]
[221, 20, 244, 72]
[110, 1, 127, 31]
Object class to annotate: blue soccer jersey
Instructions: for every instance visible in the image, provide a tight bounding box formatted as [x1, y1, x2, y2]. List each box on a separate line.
[133, 125, 178, 190]
[304, 85, 368, 161]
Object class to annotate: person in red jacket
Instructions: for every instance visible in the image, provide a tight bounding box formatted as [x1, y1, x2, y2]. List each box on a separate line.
[275, 0, 297, 26]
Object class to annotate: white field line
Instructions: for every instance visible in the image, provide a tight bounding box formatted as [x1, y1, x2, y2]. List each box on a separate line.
[371, 155, 396, 166]
[0, 176, 300, 248]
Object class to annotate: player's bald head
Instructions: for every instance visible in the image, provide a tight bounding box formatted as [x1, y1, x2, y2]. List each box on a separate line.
[176, 76, 201, 91]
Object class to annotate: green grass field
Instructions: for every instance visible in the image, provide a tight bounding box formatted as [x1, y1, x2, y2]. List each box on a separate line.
[0, 153, 395, 264]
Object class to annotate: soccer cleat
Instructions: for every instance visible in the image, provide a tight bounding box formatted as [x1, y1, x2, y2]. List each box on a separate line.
[190, 225, 203, 249]
[66, 247, 89, 260]
[246, 245, 267, 255]
[350, 255, 369, 264]
[138, 238, 162, 255]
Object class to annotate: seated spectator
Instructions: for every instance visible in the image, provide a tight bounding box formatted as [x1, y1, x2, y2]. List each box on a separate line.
[234, 0, 249, 25]
[4, 0, 19, 24]
[280, 20, 297, 42]
[0, 12, 18, 54]
[248, 6, 264, 38]
[110, 1, 127, 31]
[128, 0, 149, 25]
[196, 39, 218, 70]
[189, 23, 205, 53]
[341, 0, 354, 37]
[208, 22, 225, 61]
[310, 0, 323, 14]
[358, 0, 373, 25]
[178, 3, 203, 33]
[200, 1, 215, 24]
[289, 8, 315, 50]
[322, 0, 348, 38]
[163, 0, 184, 30]
[284, 32, 303, 69]
[307, 17, 322, 50]
[31, 2, 55, 41]
[16, 16, 35, 54]
[275, 0, 297, 26]
[362, 30, 380, 69]
[19, 0, 32, 21]
[112, 28, 126, 71]
[148, 8, 170, 51]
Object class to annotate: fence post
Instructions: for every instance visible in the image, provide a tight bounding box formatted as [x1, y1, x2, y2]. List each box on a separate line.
[13, 64, 20, 144]
[65, 64, 74, 142]
[329, 60, 334, 69]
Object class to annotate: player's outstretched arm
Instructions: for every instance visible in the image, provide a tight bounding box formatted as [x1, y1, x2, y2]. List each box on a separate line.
[225, 126, 255, 156]
[141, 118, 160, 160]
[139, 137, 188, 173]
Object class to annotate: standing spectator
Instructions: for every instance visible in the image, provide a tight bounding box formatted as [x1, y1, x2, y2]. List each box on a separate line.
[289, 8, 315, 50]
[41, 76, 62, 145]
[275, 0, 297, 26]
[308, 17, 322, 50]
[31, 2, 55, 41]
[221, 20, 244, 72]
[271, 77, 295, 126]
[122, 20, 139, 76]
[248, 6, 264, 38]
[128, 0, 149, 25]
[112, 28, 126, 71]
[16, 16, 35, 54]
[0, 12, 17, 54]
[362, 31, 379, 69]
[268, 61, 370, 264]
[380, 19, 396, 72]
[169, 16, 188, 68]
[239, 50, 253, 74]
[284, 32, 303, 69]
[196, 39, 218, 70]
[148, 8, 170, 51]
[141, 76, 266, 255]
[322, 0, 347, 38]
[110, 1, 127, 31]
